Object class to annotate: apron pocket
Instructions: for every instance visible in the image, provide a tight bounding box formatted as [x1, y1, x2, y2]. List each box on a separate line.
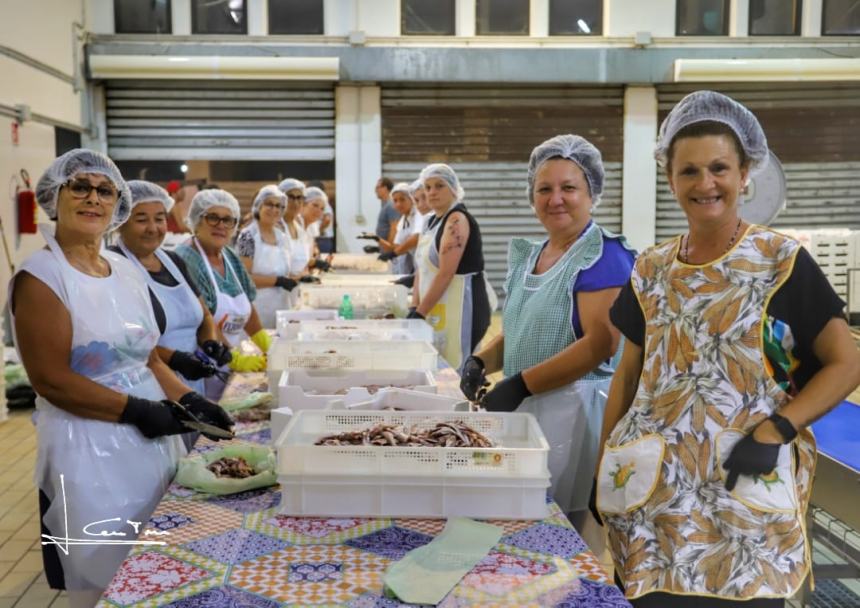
[716, 429, 798, 514]
[596, 434, 665, 515]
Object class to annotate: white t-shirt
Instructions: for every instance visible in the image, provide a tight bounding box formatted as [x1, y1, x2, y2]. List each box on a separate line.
[393, 206, 425, 247]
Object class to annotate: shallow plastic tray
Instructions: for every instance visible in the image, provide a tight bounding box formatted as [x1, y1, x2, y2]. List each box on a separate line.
[329, 254, 390, 273]
[276, 309, 339, 338]
[320, 273, 407, 286]
[299, 285, 409, 319]
[295, 319, 433, 343]
[277, 369, 437, 411]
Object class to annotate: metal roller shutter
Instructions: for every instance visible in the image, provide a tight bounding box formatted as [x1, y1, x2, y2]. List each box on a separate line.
[105, 80, 335, 161]
[655, 83, 860, 242]
[381, 85, 625, 297]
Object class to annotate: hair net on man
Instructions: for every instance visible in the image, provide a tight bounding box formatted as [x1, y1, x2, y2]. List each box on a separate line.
[304, 186, 328, 206]
[419, 164, 465, 202]
[252, 185, 286, 216]
[187, 189, 241, 230]
[654, 90, 769, 174]
[277, 178, 306, 195]
[127, 180, 175, 213]
[407, 179, 423, 197]
[391, 182, 414, 201]
[526, 134, 605, 207]
[35, 148, 133, 230]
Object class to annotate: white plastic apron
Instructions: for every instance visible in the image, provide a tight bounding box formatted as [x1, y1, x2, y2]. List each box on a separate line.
[415, 210, 474, 370]
[117, 239, 206, 394]
[391, 209, 417, 276]
[284, 221, 311, 309]
[17, 226, 184, 595]
[193, 238, 251, 399]
[249, 225, 292, 327]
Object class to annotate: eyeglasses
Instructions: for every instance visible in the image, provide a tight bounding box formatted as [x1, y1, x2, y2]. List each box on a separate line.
[287, 194, 305, 202]
[64, 179, 119, 204]
[202, 213, 238, 228]
[262, 201, 284, 210]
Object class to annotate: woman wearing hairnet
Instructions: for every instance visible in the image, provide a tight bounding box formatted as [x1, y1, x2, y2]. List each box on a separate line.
[300, 187, 333, 274]
[112, 181, 233, 395]
[175, 189, 271, 396]
[10, 150, 232, 607]
[277, 178, 315, 280]
[236, 185, 298, 324]
[597, 91, 860, 606]
[407, 164, 491, 369]
[460, 135, 635, 521]
[375, 182, 425, 275]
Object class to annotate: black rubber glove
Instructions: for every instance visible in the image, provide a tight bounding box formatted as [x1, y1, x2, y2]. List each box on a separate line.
[299, 275, 321, 284]
[588, 478, 603, 526]
[201, 339, 232, 367]
[178, 392, 234, 433]
[481, 372, 532, 412]
[275, 276, 298, 291]
[168, 350, 218, 381]
[120, 395, 187, 439]
[378, 251, 396, 262]
[313, 258, 331, 272]
[357, 233, 380, 241]
[363, 245, 380, 254]
[406, 309, 424, 320]
[722, 431, 781, 491]
[460, 355, 488, 402]
[393, 274, 415, 289]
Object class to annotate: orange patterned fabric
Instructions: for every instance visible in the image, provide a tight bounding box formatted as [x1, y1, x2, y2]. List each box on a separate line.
[601, 225, 816, 601]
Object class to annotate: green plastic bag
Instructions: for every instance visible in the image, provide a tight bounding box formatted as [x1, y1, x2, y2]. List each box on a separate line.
[174, 445, 277, 495]
[219, 391, 274, 412]
[4, 364, 30, 390]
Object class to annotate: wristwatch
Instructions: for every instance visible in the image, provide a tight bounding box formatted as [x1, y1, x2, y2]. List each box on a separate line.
[768, 413, 798, 443]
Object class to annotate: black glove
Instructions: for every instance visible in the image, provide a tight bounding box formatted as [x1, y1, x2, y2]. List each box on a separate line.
[168, 350, 218, 381]
[178, 392, 234, 435]
[299, 275, 321, 284]
[460, 355, 488, 402]
[406, 309, 424, 320]
[120, 395, 187, 439]
[588, 478, 603, 526]
[481, 372, 532, 412]
[363, 245, 380, 254]
[275, 276, 298, 291]
[377, 251, 396, 262]
[357, 233, 380, 241]
[722, 431, 781, 491]
[313, 258, 331, 272]
[201, 339, 232, 367]
[393, 274, 415, 288]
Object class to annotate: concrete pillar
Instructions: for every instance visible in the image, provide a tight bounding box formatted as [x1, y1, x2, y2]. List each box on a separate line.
[621, 86, 658, 251]
[531, 0, 549, 37]
[247, 0, 267, 35]
[802, 0, 823, 36]
[335, 85, 382, 253]
[730, 0, 750, 36]
[458, 0, 476, 37]
[172, 0, 192, 35]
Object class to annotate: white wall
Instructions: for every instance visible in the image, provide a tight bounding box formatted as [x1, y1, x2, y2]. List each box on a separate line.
[606, 0, 676, 37]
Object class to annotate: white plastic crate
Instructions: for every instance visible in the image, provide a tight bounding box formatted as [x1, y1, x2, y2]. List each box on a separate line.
[267, 340, 438, 388]
[781, 228, 855, 302]
[320, 273, 407, 286]
[276, 309, 339, 337]
[300, 285, 409, 319]
[278, 473, 550, 520]
[276, 410, 550, 479]
[329, 253, 390, 273]
[295, 319, 433, 343]
[277, 369, 437, 411]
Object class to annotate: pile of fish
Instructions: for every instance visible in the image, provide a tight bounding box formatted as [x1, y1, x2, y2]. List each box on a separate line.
[332, 384, 415, 395]
[315, 420, 495, 448]
[233, 405, 271, 423]
[207, 456, 256, 478]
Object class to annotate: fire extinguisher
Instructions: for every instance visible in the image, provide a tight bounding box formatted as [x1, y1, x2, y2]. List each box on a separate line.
[16, 169, 37, 235]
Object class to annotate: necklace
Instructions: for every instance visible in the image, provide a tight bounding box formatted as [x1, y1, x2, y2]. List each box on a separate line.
[683, 218, 743, 264]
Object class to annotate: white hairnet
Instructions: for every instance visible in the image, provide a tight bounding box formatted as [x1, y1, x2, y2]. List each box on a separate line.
[391, 182, 414, 201]
[527, 134, 604, 207]
[36, 148, 132, 230]
[127, 180, 174, 213]
[419, 164, 464, 202]
[277, 178, 306, 195]
[655, 90, 769, 174]
[407, 179, 423, 197]
[252, 185, 286, 215]
[304, 186, 328, 206]
[187, 189, 241, 230]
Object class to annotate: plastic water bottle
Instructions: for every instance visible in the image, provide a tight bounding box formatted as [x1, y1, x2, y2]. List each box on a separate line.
[339, 294, 354, 320]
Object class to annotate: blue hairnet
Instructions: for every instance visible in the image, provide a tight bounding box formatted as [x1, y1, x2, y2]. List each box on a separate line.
[127, 180, 174, 213]
[187, 189, 241, 230]
[277, 178, 306, 195]
[36, 148, 132, 230]
[252, 185, 286, 215]
[419, 164, 464, 202]
[527, 135, 604, 207]
[655, 90, 769, 174]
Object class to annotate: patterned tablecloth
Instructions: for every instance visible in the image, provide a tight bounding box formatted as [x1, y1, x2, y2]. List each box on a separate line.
[97, 371, 630, 608]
